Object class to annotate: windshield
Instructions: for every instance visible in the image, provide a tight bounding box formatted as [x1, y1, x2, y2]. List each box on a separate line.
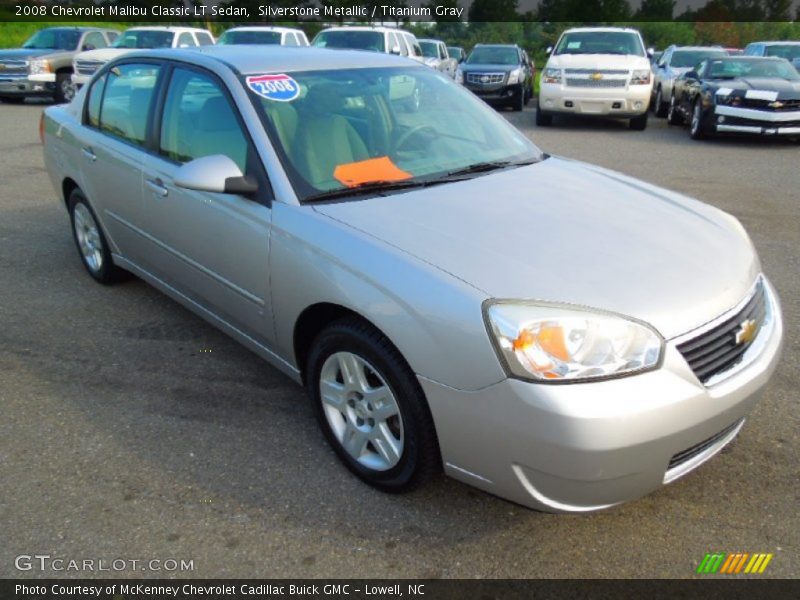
[764, 45, 800, 60]
[113, 30, 175, 49]
[23, 28, 81, 51]
[706, 58, 800, 80]
[312, 31, 384, 52]
[466, 47, 518, 65]
[555, 31, 645, 57]
[218, 30, 282, 45]
[245, 67, 541, 202]
[419, 41, 439, 59]
[671, 49, 726, 68]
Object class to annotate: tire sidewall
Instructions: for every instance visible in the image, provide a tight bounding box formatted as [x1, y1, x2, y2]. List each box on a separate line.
[306, 323, 428, 489]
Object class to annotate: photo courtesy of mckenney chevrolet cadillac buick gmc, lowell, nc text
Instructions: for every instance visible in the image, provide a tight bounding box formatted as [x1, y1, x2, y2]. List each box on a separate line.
[38, 35, 784, 512]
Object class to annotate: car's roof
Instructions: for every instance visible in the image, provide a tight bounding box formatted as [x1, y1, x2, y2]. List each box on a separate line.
[671, 46, 725, 51]
[756, 40, 800, 45]
[418, 39, 443, 44]
[44, 26, 113, 32]
[473, 44, 518, 48]
[708, 55, 787, 60]
[563, 27, 640, 34]
[226, 26, 303, 33]
[126, 26, 208, 33]
[136, 45, 421, 74]
[318, 26, 410, 34]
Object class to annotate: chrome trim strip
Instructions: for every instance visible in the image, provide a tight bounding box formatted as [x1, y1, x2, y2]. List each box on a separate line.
[663, 419, 745, 484]
[445, 463, 494, 485]
[715, 104, 800, 122]
[717, 124, 800, 135]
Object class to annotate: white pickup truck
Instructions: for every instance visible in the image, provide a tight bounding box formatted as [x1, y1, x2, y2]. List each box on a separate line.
[538, 27, 654, 130]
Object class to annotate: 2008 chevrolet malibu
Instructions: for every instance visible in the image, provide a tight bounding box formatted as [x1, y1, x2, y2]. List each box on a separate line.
[42, 46, 783, 512]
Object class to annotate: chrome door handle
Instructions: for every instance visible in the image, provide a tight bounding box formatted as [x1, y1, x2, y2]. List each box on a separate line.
[145, 178, 168, 198]
[81, 146, 96, 162]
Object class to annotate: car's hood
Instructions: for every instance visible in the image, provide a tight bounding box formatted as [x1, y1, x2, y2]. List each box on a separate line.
[547, 53, 649, 71]
[460, 63, 517, 73]
[715, 77, 800, 96]
[314, 157, 759, 340]
[0, 48, 53, 61]
[73, 48, 133, 63]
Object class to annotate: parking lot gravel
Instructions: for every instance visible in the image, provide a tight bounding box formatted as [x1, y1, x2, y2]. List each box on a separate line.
[1, 100, 797, 578]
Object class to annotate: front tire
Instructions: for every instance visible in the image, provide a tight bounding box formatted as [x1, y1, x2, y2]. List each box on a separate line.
[55, 72, 76, 104]
[667, 93, 683, 125]
[629, 112, 648, 130]
[306, 317, 440, 492]
[535, 107, 553, 126]
[654, 86, 668, 118]
[68, 189, 126, 284]
[0, 96, 25, 104]
[511, 88, 524, 112]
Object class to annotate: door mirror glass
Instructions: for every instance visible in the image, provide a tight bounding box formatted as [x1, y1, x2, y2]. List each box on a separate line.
[174, 155, 258, 196]
[545, 46, 553, 55]
[685, 69, 698, 80]
[390, 45, 401, 55]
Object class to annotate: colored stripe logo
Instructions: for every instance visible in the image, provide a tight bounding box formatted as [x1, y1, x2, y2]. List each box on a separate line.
[697, 552, 773, 574]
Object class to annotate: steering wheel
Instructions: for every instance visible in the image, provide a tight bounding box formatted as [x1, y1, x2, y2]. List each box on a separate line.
[393, 125, 438, 154]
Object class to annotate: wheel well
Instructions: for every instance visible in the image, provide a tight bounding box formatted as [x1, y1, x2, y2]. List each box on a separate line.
[62, 178, 79, 207]
[293, 303, 373, 384]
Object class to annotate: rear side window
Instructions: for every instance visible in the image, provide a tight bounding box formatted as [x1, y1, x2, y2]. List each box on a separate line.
[177, 32, 196, 47]
[83, 32, 107, 51]
[99, 63, 161, 147]
[159, 68, 249, 172]
[86, 73, 107, 128]
[285, 33, 299, 47]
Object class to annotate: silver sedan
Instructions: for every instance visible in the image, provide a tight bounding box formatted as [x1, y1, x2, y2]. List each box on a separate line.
[41, 46, 783, 512]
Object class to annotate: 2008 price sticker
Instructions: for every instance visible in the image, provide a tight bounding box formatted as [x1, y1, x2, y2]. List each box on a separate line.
[246, 74, 300, 102]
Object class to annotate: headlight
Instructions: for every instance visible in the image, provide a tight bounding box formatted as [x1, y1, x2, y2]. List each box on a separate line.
[455, 68, 463, 84]
[630, 69, 651, 85]
[541, 68, 562, 84]
[507, 68, 523, 84]
[485, 302, 662, 382]
[28, 59, 52, 75]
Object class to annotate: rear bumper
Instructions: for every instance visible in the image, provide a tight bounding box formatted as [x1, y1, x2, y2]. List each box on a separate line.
[539, 82, 651, 117]
[421, 277, 783, 512]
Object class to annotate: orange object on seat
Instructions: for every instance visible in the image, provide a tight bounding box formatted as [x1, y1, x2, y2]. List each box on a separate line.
[333, 156, 412, 188]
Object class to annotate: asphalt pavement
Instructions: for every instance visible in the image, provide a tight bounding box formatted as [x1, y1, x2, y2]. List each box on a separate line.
[1, 99, 797, 578]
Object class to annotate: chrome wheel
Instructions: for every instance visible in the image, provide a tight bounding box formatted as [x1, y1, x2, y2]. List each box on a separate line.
[655, 88, 662, 111]
[61, 78, 76, 103]
[319, 351, 404, 471]
[73, 203, 103, 273]
[691, 102, 701, 136]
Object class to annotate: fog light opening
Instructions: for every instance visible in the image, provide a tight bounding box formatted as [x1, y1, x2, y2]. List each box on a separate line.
[564, 100, 574, 108]
[612, 102, 622, 109]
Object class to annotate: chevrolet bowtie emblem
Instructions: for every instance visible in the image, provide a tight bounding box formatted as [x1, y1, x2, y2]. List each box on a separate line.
[590, 72, 603, 80]
[735, 319, 758, 345]
[768, 100, 784, 109]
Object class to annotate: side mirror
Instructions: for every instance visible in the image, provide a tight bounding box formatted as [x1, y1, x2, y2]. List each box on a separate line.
[685, 70, 698, 80]
[545, 46, 553, 55]
[390, 45, 401, 55]
[174, 155, 258, 196]
[82, 44, 95, 51]
[647, 47, 655, 58]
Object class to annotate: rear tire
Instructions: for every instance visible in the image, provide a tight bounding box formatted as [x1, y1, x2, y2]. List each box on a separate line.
[629, 112, 648, 131]
[0, 96, 25, 104]
[68, 189, 127, 284]
[306, 317, 441, 492]
[535, 107, 553, 126]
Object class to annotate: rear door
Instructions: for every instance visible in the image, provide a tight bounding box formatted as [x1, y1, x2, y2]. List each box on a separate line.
[75, 61, 164, 264]
[140, 64, 273, 343]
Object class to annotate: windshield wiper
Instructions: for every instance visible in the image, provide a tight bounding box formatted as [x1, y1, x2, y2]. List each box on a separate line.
[440, 159, 538, 180]
[303, 179, 443, 203]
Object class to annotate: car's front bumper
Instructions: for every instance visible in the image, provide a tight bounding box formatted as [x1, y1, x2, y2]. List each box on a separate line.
[465, 82, 523, 104]
[421, 277, 783, 512]
[714, 104, 800, 136]
[0, 74, 55, 97]
[539, 82, 651, 117]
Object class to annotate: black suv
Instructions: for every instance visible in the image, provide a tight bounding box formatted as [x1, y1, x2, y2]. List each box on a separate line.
[458, 44, 534, 111]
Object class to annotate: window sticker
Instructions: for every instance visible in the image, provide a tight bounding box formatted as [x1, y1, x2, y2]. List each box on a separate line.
[246, 74, 300, 102]
[333, 156, 412, 188]
[745, 89, 778, 102]
[566, 41, 581, 49]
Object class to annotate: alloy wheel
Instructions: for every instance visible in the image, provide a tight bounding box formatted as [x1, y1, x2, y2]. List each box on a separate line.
[319, 351, 404, 471]
[72, 202, 103, 273]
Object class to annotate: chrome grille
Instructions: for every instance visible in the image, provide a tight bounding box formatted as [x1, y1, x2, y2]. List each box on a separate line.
[75, 60, 103, 76]
[668, 419, 743, 471]
[466, 72, 505, 85]
[564, 68, 628, 75]
[0, 59, 28, 76]
[676, 280, 767, 385]
[565, 78, 627, 88]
